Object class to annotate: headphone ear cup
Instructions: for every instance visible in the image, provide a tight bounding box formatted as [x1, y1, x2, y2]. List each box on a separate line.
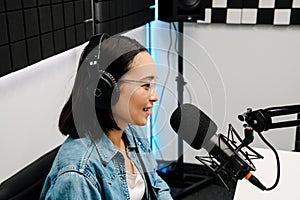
[94, 75, 120, 109]
[94, 78, 110, 109]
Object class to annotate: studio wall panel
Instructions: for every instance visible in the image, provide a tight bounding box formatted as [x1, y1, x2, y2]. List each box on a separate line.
[76, 23, 86, 44]
[39, 6, 53, 33]
[0, 0, 93, 77]
[11, 41, 28, 71]
[158, 0, 210, 22]
[212, 0, 300, 25]
[290, 8, 300, 24]
[64, 2, 75, 26]
[54, 29, 66, 54]
[38, 0, 50, 6]
[94, 0, 155, 35]
[84, 0, 92, 19]
[51, 0, 62, 3]
[7, 11, 25, 42]
[0, 0, 154, 77]
[65, 26, 76, 49]
[0, 0, 4, 12]
[0, 45, 11, 76]
[158, 0, 300, 25]
[74, 0, 84, 23]
[0, 14, 8, 46]
[27, 36, 42, 65]
[52, 4, 64, 30]
[24, 8, 40, 37]
[23, 0, 37, 8]
[5, 0, 22, 11]
[85, 21, 93, 40]
[41, 33, 54, 59]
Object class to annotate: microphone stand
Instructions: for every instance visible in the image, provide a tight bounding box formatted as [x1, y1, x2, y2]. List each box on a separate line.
[295, 113, 300, 151]
[176, 21, 184, 181]
[158, 22, 215, 199]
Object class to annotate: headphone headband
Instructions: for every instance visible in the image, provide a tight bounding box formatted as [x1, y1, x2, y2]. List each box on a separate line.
[81, 33, 145, 109]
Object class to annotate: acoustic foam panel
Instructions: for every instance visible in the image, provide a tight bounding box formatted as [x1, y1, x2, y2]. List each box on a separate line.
[5, 0, 22, 11]
[52, 4, 64, 30]
[41, 33, 54, 58]
[74, 0, 84, 23]
[38, 0, 50, 6]
[84, 0, 92, 19]
[0, 45, 11, 76]
[0, 14, 8, 46]
[203, 0, 300, 25]
[65, 26, 76, 49]
[23, 0, 37, 8]
[7, 11, 25, 43]
[53, 29, 65, 54]
[24, 8, 40, 37]
[0, 0, 153, 77]
[0, 0, 4, 12]
[27, 36, 42, 65]
[64, 2, 75, 26]
[11, 41, 27, 70]
[76, 23, 86, 44]
[39, 6, 52, 34]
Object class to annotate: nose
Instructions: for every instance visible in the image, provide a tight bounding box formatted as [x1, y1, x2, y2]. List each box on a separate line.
[149, 88, 158, 102]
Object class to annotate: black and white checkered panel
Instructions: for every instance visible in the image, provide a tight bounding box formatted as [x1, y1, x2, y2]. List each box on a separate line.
[203, 0, 300, 25]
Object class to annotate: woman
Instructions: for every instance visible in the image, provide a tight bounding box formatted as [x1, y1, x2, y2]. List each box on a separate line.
[40, 34, 173, 200]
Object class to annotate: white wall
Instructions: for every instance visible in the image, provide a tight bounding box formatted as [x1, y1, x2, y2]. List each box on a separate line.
[147, 22, 300, 165]
[0, 45, 84, 182]
[182, 23, 300, 154]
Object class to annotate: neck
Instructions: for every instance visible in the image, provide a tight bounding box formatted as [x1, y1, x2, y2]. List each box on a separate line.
[106, 128, 125, 149]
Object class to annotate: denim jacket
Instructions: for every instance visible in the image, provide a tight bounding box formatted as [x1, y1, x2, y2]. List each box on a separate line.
[40, 125, 173, 200]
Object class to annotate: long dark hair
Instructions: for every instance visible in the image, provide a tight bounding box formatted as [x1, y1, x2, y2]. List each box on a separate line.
[58, 34, 147, 139]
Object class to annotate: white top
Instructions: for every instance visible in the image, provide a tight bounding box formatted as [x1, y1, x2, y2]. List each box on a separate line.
[126, 164, 146, 200]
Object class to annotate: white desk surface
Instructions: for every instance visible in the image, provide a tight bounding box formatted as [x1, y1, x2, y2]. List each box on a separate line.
[234, 148, 300, 200]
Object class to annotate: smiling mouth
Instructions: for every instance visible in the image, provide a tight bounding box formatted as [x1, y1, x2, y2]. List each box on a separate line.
[143, 107, 151, 112]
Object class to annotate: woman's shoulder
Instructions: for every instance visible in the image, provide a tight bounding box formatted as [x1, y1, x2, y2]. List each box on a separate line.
[51, 137, 99, 176]
[40, 137, 101, 199]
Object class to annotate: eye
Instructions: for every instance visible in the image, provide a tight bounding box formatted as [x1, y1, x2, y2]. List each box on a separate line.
[141, 83, 151, 88]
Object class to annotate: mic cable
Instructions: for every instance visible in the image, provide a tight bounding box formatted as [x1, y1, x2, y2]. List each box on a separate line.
[257, 132, 280, 191]
[244, 172, 266, 191]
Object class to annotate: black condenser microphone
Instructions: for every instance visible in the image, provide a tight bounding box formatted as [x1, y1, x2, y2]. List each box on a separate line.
[170, 103, 217, 150]
[170, 103, 267, 191]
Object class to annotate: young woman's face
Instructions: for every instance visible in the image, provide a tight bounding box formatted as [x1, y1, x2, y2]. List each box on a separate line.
[112, 51, 158, 129]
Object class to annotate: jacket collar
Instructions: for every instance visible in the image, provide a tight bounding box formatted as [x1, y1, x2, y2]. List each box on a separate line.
[94, 125, 137, 165]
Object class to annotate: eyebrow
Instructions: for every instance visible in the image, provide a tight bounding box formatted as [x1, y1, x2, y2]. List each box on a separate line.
[140, 75, 156, 81]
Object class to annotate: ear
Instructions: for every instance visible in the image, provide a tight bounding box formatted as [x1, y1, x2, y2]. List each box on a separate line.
[118, 82, 125, 91]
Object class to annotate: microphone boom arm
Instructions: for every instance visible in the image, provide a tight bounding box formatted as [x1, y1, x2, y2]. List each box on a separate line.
[239, 104, 300, 133]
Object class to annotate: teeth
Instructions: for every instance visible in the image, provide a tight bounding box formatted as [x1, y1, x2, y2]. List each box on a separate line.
[143, 108, 150, 111]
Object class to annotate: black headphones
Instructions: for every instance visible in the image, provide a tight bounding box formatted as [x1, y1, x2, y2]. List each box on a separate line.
[94, 69, 120, 109]
[83, 33, 120, 109]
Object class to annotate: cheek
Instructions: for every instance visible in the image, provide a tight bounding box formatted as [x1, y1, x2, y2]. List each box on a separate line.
[128, 93, 149, 125]
[115, 88, 145, 119]
[129, 90, 147, 109]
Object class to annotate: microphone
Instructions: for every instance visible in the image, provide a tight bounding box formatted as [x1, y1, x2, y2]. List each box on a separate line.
[170, 103, 217, 150]
[170, 103, 266, 191]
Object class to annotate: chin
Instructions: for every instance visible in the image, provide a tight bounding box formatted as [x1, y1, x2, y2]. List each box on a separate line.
[134, 120, 148, 126]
